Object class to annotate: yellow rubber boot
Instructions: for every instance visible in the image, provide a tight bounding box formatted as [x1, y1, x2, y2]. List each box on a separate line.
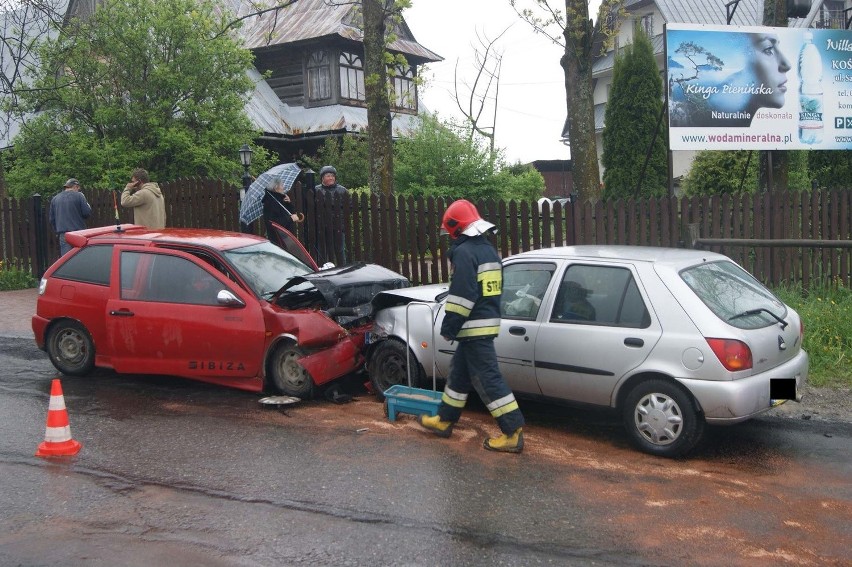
[419, 414, 454, 438]
[483, 428, 524, 453]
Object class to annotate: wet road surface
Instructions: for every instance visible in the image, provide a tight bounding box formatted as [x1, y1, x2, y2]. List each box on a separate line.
[0, 337, 850, 566]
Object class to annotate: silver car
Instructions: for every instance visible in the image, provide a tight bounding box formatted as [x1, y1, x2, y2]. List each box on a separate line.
[366, 245, 808, 457]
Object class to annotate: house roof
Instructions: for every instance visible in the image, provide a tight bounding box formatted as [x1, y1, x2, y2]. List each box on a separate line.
[245, 68, 420, 139]
[222, 0, 441, 63]
[655, 0, 762, 26]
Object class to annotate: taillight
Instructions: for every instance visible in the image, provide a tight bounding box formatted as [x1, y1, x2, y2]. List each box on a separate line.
[706, 338, 753, 371]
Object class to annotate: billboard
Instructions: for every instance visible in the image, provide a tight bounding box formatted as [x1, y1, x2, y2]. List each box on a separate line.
[666, 23, 852, 151]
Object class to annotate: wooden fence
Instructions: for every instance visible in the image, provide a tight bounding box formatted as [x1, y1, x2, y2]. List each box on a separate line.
[2, 178, 851, 289]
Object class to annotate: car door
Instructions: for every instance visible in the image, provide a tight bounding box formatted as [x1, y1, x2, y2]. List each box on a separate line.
[533, 262, 663, 406]
[493, 261, 560, 395]
[430, 261, 557, 396]
[105, 246, 266, 379]
[267, 222, 319, 270]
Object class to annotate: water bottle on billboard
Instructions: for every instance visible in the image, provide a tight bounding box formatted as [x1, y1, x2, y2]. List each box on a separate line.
[798, 32, 823, 144]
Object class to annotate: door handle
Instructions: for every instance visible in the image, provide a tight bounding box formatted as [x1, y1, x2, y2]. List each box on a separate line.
[624, 337, 644, 347]
[109, 309, 135, 317]
[509, 326, 526, 336]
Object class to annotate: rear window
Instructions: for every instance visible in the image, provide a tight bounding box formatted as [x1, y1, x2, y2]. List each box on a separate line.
[52, 245, 113, 286]
[680, 260, 787, 329]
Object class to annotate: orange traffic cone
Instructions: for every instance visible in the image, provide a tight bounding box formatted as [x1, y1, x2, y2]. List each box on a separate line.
[35, 379, 82, 457]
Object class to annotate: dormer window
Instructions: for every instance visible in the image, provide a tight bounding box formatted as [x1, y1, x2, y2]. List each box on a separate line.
[339, 52, 365, 102]
[392, 63, 416, 111]
[307, 51, 331, 101]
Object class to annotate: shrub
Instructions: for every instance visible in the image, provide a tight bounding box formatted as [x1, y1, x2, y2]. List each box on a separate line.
[0, 261, 37, 291]
[774, 281, 852, 388]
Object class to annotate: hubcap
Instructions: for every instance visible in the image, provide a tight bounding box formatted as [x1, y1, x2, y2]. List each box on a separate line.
[57, 330, 86, 364]
[378, 353, 405, 389]
[634, 392, 683, 445]
[277, 350, 308, 389]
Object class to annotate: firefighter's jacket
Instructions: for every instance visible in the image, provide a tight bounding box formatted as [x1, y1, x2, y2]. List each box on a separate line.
[440, 234, 502, 341]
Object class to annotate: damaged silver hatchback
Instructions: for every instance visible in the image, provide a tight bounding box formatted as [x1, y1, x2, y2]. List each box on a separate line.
[366, 246, 808, 458]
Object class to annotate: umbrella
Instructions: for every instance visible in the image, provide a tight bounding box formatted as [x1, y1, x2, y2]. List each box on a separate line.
[239, 163, 301, 226]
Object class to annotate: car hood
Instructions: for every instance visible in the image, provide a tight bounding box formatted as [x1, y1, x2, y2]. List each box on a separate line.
[275, 262, 410, 326]
[371, 283, 449, 311]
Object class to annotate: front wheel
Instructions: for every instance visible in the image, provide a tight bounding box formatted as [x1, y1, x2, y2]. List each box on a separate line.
[269, 343, 314, 398]
[367, 339, 425, 400]
[622, 379, 704, 458]
[46, 320, 95, 376]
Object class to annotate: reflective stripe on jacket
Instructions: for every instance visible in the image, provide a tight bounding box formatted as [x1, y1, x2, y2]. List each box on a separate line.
[440, 234, 502, 341]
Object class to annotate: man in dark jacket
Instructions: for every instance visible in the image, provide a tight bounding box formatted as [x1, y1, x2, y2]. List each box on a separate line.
[314, 165, 348, 265]
[49, 178, 92, 257]
[418, 199, 525, 453]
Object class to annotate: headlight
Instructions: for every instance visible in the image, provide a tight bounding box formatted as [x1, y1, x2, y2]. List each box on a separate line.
[38, 278, 48, 295]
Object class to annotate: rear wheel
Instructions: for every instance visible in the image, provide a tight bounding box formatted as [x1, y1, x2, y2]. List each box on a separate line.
[367, 339, 425, 400]
[622, 379, 704, 458]
[46, 320, 95, 376]
[269, 343, 314, 398]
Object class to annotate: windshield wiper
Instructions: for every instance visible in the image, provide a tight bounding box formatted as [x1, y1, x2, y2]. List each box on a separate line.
[729, 307, 788, 329]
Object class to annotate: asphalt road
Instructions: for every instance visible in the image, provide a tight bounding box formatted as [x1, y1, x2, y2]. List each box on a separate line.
[1, 336, 850, 566]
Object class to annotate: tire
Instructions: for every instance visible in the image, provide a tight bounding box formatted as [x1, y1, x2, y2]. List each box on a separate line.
[269, 343, 315, 398]
[46, 320, 95, 376]
[622, 378, 705, 458]
[367, 339, 425, 400]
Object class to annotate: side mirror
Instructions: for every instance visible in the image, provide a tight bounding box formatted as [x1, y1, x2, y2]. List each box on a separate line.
[217, 289, 245, 307]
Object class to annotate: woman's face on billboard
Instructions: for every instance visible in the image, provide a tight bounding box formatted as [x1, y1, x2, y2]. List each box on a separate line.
[748, 33, 791, 109]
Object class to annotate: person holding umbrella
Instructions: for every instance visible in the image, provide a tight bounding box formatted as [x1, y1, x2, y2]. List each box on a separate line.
[263, 176, 304, 234]
[239, 163, 303, 237]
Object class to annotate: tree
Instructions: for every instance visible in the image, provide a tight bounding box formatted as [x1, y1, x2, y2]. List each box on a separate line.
[601, 28, 667, 200]
[3, 0, 273, 197]
[453, 26, 510, 154]
[683, 149, 810, 196]
[682, 151, 759, 196]
[0, 0, 66, 198]
[393, 112, 543, 200]
[511, 0, 623, 203]
[308, 135, 370, 190]
[808, 151, 852, 189]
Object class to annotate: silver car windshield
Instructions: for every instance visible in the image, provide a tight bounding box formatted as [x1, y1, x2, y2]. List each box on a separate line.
[223, 241, 313, 298]
[680, 260, 787, 329]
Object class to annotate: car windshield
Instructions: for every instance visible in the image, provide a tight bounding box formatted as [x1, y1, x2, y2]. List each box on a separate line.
[680, 260, 787, 329]
[222, 241, 313, 298]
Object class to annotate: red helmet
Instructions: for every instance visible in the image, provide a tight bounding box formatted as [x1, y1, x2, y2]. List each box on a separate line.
[441, 199, 495, 239]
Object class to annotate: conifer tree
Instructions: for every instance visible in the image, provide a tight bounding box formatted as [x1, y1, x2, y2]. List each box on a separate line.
[601, 28, 668, 200]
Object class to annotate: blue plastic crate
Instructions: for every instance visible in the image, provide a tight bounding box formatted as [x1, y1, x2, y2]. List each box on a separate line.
[384, 385, 441, 422]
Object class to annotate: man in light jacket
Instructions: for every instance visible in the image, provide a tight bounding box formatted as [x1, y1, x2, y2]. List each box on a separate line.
[121, 168, 166, 229]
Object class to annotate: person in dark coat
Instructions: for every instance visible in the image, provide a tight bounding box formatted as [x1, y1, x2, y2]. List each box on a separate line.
[263, 179, 303, 235]
[314, 165, 347, 265]
[49, 178, 92, 257]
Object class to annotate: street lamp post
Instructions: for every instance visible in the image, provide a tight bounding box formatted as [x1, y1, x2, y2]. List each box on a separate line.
[239, 144, 253, 233]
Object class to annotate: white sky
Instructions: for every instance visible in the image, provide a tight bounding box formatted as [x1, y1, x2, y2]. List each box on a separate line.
[405, 1, 571, 164]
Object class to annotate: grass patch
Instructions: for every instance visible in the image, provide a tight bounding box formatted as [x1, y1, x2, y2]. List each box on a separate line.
[0, 261, 37, 291]
[774, 281, 852, 388]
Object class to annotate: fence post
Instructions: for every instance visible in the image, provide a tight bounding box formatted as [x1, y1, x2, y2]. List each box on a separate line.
[32, 194, 47, 278]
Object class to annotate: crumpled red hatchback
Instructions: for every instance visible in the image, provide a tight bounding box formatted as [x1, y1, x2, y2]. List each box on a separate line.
[32, 223, 408, 398]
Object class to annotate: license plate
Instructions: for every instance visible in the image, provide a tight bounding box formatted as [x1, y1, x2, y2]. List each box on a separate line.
[770, 378, 796, 401]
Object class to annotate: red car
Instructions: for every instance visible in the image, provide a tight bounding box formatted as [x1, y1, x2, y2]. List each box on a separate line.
[32, 224, 408, 397]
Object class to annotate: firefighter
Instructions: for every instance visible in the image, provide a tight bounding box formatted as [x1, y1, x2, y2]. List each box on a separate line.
[418, 199, 525, 453]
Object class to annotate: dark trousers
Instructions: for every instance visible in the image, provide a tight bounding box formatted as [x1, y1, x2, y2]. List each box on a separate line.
[438, 338, 525, 434]
[58, 233, 71, 257]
